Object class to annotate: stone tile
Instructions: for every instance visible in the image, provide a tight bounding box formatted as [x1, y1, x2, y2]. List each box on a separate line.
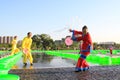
[9, 66, 120, 80]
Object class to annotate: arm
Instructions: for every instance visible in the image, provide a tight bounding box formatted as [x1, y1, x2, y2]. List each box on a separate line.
[86, 33, 93, 52]
[71, 30, 82, 41]
[87, 33, 93, 49]
[29, 39, 32, 49]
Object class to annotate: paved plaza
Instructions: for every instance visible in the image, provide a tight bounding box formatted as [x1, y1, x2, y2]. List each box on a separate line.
[9, 66, 120, 80]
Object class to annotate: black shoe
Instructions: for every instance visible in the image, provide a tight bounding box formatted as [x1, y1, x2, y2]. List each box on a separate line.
[83, 67, 89, 71]
[24, 63, 27, 66]
[74, 69, 81, 72]
[74, 70, 80, 72]
[30, 63, 33, 66]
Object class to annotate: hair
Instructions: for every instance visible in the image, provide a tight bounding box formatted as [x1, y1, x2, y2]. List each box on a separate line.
[27, 32, 31, 36]
[82, 25, 88, 30]
[14, 36, 17, 39]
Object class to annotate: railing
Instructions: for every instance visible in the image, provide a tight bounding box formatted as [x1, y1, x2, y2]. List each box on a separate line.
[42, 50, 120, 65]
[0, 51, 10, 58]
[0, 51, 22, 80]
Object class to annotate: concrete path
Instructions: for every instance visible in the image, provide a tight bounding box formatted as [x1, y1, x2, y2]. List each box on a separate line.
[9, 66, 120, 80]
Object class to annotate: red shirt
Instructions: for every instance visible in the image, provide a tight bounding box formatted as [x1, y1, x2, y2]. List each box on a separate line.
[73, 30, 92, 50]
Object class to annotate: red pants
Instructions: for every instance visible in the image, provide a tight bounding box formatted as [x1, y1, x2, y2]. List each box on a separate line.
[76, 52, 90, 71]
[110, 50, 112, 55]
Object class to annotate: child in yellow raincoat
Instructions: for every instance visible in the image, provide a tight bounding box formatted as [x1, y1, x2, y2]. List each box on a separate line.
[11, 36, 20, 55]
[22, 32, 33, 66]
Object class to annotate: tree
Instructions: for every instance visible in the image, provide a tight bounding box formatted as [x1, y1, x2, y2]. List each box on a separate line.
[32, 34, 41, 49]
[93, 42, 98, 50]
[40, 34, 55, 50]
[32, 34, 55, 50]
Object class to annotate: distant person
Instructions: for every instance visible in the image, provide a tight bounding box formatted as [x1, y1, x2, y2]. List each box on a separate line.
[11, 36, 20, 55]
[69, 25, 93, 72]
[109, 46, 113, 55]
[22, 32, 33, 66]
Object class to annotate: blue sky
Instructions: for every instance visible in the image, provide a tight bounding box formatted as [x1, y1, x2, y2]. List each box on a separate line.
[0, 0, 120, 43]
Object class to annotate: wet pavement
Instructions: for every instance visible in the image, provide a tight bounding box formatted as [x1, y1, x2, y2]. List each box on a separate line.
[13, 52, 99, 69]
[8, 52, 120, 80]
[14, 53, 76, 69]
[9, 65, 120, 80]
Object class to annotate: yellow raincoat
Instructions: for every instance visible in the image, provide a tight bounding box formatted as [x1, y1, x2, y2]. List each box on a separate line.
[11, 39, 19, 55]
[22, 37, 33, 64]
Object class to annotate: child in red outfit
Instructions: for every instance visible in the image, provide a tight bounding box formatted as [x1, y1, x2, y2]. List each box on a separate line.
[69, 25, 93, 72]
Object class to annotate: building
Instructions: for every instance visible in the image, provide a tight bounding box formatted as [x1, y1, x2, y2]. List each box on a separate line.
[54, 40, 63, 45]
[0, 36, 14, 44]
[7, 36, 11, 44]
[54, 36, 72, 45]
[97, 42, 115, 49]
[0, 36, 3, 44]
[98, 42, 115, 45]
[10, 36, 14, 44]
